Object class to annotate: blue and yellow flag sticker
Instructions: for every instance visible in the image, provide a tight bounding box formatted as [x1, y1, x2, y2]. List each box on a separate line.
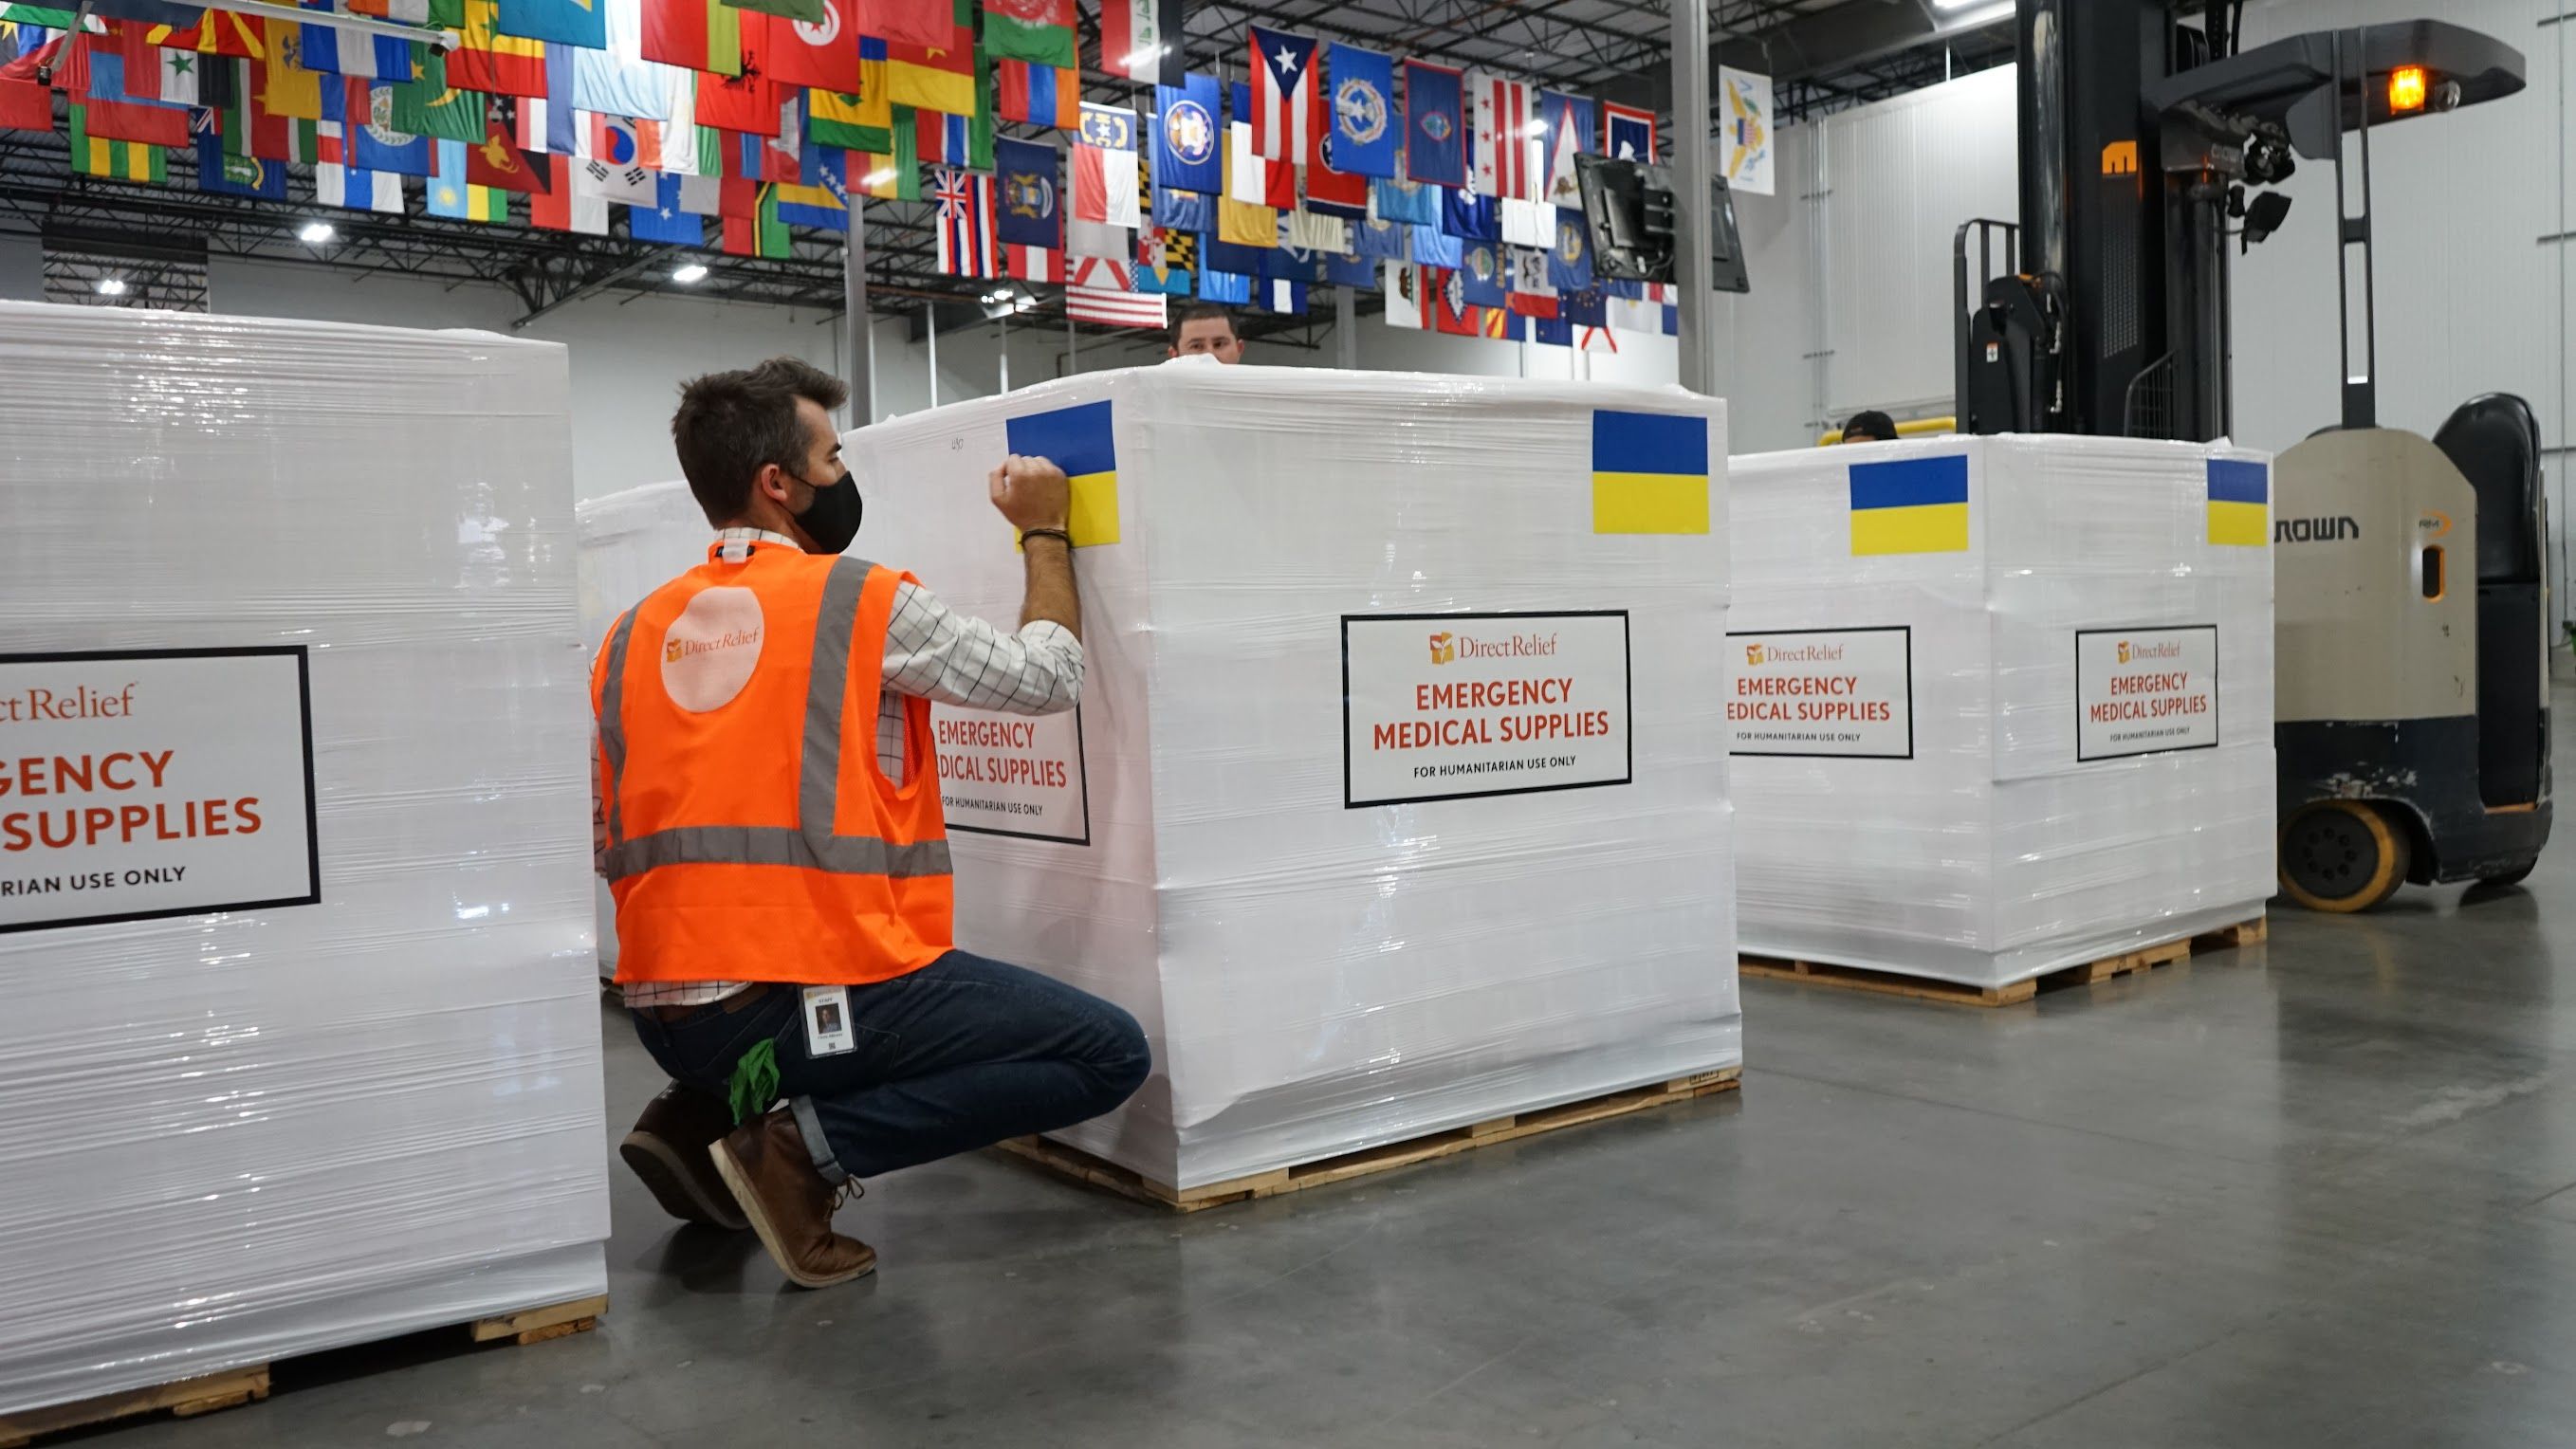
[1590, 410, 1710, 535]
[1849, 454, 1970, 555]
[1004, 400, 1118, 547]
[2206, 458, 2268, 546]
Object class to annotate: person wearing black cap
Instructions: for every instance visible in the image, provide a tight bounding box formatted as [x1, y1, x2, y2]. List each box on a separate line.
[1840, 410, 1898, 445]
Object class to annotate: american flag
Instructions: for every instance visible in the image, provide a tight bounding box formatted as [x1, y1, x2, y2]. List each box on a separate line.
[935, 167, 998, 280]
[1066, 257, 1169, 328]
[1247, 25, 1317, 162]
[1469, 71, 1534, 200]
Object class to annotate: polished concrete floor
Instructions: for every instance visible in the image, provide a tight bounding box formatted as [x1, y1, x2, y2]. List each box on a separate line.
[101, 780, 2576, 1445]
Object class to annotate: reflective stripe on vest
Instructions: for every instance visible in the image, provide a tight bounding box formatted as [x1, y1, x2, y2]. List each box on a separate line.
[595, 554, 953, 884]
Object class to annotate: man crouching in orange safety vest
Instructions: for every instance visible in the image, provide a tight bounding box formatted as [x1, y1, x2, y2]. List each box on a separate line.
[594, 357, 1149, 1288]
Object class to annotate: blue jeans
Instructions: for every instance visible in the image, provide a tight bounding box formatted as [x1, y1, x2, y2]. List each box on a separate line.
[630, 950, 1150, 1183]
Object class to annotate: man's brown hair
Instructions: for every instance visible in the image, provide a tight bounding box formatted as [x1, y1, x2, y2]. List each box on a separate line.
[1168, 303, 1237, 349]
[671, 358, 850, 525]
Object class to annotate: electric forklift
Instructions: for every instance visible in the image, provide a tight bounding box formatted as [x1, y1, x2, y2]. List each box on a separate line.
[1955, 4, 2548, 912]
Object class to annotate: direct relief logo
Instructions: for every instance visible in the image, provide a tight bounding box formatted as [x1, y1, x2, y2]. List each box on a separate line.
[1427, 633, 1457, 666]
[1744, 644, 1765, 667]
[661, 587, 766, 713]
[2117, 640, 2130, 664]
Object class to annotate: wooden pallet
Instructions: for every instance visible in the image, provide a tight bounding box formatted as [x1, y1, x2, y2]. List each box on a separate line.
[1740, 914, 2268, 1009]
[0, 1294, 607, 1449]
[998, 1067, 1741, 1212]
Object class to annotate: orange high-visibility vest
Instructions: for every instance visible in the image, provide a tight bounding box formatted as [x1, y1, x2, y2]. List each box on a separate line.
[593, 540, 954, 986]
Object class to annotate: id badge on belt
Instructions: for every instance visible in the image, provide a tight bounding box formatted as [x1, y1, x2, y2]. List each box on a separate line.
[800, 985, 855, 1056]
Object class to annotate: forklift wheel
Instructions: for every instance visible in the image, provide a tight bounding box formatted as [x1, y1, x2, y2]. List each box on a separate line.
[2279, 800, 2411, 913]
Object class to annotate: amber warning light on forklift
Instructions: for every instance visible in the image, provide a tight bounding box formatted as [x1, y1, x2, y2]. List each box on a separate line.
[2389, 64, 2429, 113]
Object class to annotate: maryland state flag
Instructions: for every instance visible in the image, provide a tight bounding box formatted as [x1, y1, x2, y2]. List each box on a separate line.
[467, 94, 550, 192]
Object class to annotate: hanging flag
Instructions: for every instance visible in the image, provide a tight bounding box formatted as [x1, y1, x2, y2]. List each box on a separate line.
[1096, 0, 1177, 85]
[932, 163, 995, 277]
[1718, 64, 1773, 195]
[1321, 249, 1374, 288]
[1402, 59, 1462, 188]
[1281, 207, 1344, 254]
[1003, 242, 1058, 282]
[1256, 276, 1305, 315]
[993, 56, 1071, 127]
[726, 0, 824, 24]
[256, 30, 325, 120]
[389, 51, 488, 139]
[1537, 90, 1592, 210]
[1432, 266, 1480, 335]
[1150, 70, 1217, 193]
[1304, 119, 1367, 213]
[980, 0, 1067, 66]
[1244, 23, 1313, 162]
[1369, 174, 1435, 226]
[1456, 241, 1503, 307]
[352, 79, 432, 170]
[194, 126, 284, 193]
[752, 0, 852, 91]
[516, 41, 575, 151]
[75, 91, 188, 144]
[1442, 188, 1497, 241]
[66, 101, 166, 179]
[1199, 224, 1263, 279]
[1349, 211, 1405, 259]
[1507, 248, 1555, 316]
[1602, 100, 1653, 162]
[1467, 70, 1531, 199]
[1500, 196, 1552, 248]
[574, 0, 676, 116]
[692, 30, 773, 131]
[452, 0, 546, 96]
[469, 93, 549, 189]
[1066, 255, 1167, 327]
[855, 0, 948, 49]
[993, 134, 1058, 249]
[771, 165, 844, 228]
[496, 0, 603, 48]
[1532, 313, 1569, 347]
[628, 170, 705, 240]
[1196, 267, 1249, 304]
[884, 0, 970, 115]
[527, 155, 610, 228]
[579, 112, 659, 201]
[429, 138, 508, 216]
[1075, 99, 1130, 152]
[1223, 107, 1261, 205]
[1137, 226, 1191, 292]
[1382, 261, 1426, 329]
[806, 40, 888, 146]
[1150, 182, 1205, 232]
[1559, 281, 1606, 327]
[1322, 42, 1391, 179]
[1408, 221, 1460, 269]
[720, 181, 790, 254]
[0, 73, 47, 130]
[1548, 209, 1592, 292]
[317, 159, 406, 209]
[641, 0, 737, 75]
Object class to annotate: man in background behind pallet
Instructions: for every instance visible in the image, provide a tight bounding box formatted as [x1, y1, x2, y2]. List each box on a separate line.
[598, 358, 1150, 1289]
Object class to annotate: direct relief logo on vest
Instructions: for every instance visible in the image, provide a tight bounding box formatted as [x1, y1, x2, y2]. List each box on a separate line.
[661, 587, 764, 713]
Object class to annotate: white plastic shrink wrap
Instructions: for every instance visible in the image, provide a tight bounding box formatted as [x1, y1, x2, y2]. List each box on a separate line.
[839, 361, 1737, 1191]
[1727, 435, 2275, 988]
[0, 303, 609, 1416]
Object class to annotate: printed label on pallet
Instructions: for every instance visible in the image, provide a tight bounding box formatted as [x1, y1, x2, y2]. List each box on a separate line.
[2075, 625, 2218, 761]
[1342, 611, 1632, 808]
[934, 703, 1090, 845]
[0, 648, 319, 934]
[1725, 626, 1914, 758]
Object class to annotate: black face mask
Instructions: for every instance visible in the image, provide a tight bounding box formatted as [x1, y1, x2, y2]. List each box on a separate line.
[788, 468, 862, 554]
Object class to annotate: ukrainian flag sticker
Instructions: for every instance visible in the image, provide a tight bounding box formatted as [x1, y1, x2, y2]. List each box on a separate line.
[1848, 454, 1970, 556]
[1004, 400, 1118, 547]
[1591, 410, 1711, 535]
[2206, 458, 2269, 546]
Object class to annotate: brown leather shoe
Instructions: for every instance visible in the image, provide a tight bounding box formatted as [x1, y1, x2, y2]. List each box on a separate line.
[708, 1108, 877, 1289]
[619, 1085, 749, 1231]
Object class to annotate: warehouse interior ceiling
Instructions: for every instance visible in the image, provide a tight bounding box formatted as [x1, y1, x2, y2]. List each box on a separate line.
[0, 0, 2014, 339]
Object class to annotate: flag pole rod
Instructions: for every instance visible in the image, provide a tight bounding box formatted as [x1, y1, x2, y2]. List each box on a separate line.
[1669, 0, 1719, 395]
[925, 299, 940, 408]
[204, 0, 459, 50]
[845, 198, 873, 427]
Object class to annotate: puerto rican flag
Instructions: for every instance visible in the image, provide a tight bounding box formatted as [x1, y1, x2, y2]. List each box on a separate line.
[934, 166, 998, 279]
[1247, 25, 1317, 162]
[1469, 70, 1534, 200]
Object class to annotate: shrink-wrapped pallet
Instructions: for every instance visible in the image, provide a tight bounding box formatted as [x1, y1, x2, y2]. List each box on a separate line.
[1727, 435, 2275, 988]
[0, 303, 608, 1416]
[837, 361, 1737, 1191]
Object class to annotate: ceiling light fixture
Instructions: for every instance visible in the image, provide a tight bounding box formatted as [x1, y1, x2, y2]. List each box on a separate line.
[94, 277, 126, 296]
[672, 263, 709, 284]
[298, 220, 336, 244]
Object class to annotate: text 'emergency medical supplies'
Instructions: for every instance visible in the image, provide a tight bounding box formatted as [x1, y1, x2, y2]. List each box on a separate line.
[1343, 613, 1633, 807]
[1725, 628, 1914, 759]
[934, 705, 1092, 844]
[2074, 626, 2219, 761]
[0, 651, 317, 931]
